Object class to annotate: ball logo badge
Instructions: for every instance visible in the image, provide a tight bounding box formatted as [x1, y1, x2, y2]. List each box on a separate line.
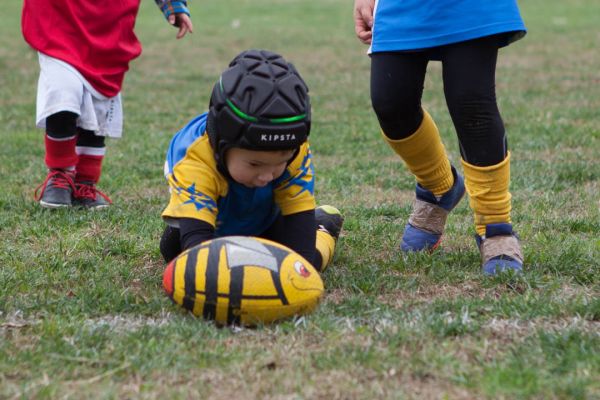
[294, 261, 311, 278]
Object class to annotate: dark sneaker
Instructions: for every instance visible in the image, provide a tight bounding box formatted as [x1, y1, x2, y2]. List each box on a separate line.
[476, 223, 524, 275]
[315, 205, 344, 240]
[401, 165, 465, 252]
[34, 169, 76, 208]
[74, 181, 112, 209]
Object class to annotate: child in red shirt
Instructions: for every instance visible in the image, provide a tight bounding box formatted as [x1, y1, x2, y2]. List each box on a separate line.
[22, 0, 193, 208]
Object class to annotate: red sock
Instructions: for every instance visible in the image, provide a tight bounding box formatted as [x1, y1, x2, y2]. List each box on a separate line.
[76, 153, 104, 184]
[44, 134, 78, 170]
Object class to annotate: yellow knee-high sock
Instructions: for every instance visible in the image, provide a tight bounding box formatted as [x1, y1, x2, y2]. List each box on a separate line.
[462, 152, 512, 236]
[382, 110, 453, 196]
[315, 230, 336, 272]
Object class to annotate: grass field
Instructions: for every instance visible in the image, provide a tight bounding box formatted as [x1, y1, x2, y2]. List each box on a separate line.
[1, 0, 599, 398]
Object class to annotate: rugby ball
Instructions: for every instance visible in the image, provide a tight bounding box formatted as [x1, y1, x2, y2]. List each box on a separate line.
[162, 236, 324, 325]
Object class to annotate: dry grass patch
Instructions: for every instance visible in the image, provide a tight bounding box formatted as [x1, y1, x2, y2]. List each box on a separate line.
[41, 367, 476, 400]
[483, 316, 600, 339]
[375, 282, 484, 306]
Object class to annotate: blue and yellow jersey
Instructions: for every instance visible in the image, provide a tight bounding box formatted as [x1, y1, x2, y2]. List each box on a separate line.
[162, 113, 316, 236]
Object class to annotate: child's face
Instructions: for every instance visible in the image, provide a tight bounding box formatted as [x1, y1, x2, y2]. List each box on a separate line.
[225, 147, 296, 188]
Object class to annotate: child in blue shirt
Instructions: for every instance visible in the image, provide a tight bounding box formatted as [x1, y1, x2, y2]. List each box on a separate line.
[353, 0, 526, 275]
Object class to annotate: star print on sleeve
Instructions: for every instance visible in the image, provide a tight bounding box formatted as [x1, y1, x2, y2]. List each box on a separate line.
[182, 183, 217, 211]
[279, 151, 315, 197]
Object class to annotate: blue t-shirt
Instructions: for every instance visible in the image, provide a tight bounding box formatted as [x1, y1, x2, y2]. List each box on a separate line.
[371, 0, 526, 54]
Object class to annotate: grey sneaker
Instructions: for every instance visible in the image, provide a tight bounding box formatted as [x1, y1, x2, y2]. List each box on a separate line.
[74, 181, 112, 209]
[34, 169, 76, 208]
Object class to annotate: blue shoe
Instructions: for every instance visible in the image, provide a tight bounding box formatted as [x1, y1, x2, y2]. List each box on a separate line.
[476, 223, 524, 275]
[401, 165, 465, 252]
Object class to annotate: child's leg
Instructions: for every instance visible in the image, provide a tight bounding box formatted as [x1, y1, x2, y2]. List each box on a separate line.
[314, 205, 344, 272]
[462, 155, 523, 274]
[35, 111, 78, 207]
[75, 129, 105, 184]
[371, 52, 454, 194]
[34, 53, 121, 209]
[441, 35, 523, 274]
[45, 111, 79, 169]
[34, 54, 85, 207]
[370, 53, 465, 251]
[73, 129, 111, 208]
[382, 110, 455, 195]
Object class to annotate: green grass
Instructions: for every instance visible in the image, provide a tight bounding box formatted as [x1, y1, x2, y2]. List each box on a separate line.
[1, 0, 599, 398]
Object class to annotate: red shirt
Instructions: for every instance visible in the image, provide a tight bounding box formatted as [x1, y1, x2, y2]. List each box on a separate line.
[22, 0, 142, 97]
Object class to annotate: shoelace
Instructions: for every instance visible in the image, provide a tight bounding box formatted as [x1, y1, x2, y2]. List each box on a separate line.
[75, 183, 113, 204]
[317, 224, 331, 234]
[34, 170, 76, 201]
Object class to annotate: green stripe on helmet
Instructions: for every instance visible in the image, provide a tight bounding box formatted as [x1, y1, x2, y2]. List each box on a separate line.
[220, 78, 305, 124]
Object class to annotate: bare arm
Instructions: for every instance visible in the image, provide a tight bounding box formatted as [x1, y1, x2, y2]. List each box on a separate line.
[353, 0, 374, 44]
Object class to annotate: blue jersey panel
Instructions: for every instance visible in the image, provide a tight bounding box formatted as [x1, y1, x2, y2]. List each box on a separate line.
[215, 181, 279, 236]
[166, 112, 208, 174]
[372, 0, 526, 53]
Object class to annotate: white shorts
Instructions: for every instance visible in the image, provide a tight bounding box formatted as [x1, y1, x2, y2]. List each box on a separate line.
[36, 53, 124, 138]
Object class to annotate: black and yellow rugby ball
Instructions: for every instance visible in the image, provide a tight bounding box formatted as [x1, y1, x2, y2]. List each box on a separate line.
[162, 236, 324, 325]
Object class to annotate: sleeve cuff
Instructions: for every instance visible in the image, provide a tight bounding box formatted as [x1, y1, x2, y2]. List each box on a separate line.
[159, 1, 190, 19]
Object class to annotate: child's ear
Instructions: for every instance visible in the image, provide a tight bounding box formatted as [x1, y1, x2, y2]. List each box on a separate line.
[286, 148, 300, 166]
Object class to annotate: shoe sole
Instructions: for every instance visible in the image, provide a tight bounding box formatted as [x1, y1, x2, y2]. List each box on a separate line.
[40, 200, 71, 208]
[73, 203, 111, 210]
[88, 205, 110, 210]
[317, 205, 341, 216]
[401, 236, 442, 253]
[429, 237, 442, 252]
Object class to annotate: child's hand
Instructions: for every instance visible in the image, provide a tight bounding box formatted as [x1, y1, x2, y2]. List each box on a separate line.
[354, 0, 374, 44]
[168, 13, 194, 39]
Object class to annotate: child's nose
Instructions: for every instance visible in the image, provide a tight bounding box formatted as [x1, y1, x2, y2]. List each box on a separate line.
[257, 171, 274, 184]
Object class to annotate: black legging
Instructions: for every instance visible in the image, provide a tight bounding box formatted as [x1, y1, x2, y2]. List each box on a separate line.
[370, 35, 508, 166]
[46, 111, 105, 148]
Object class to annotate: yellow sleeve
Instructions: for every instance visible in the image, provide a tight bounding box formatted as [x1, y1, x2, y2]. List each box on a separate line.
[161, 136, 227, 226]
[274, 142, 316, 216]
